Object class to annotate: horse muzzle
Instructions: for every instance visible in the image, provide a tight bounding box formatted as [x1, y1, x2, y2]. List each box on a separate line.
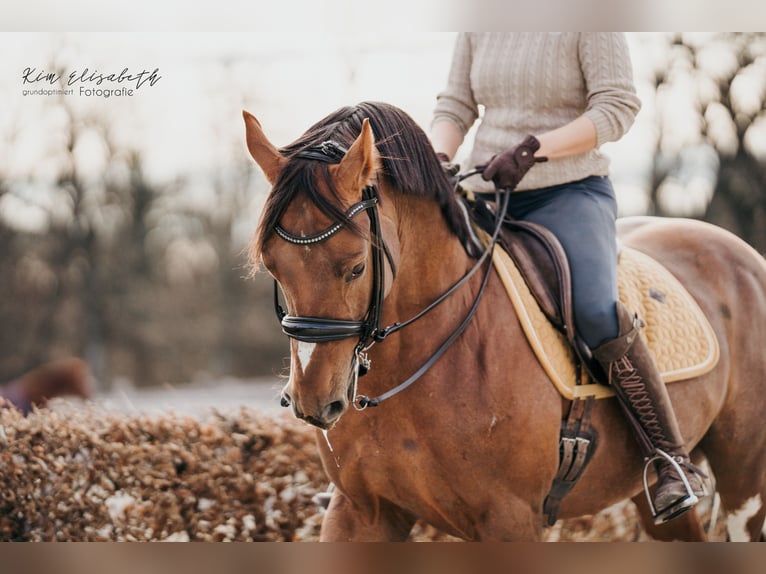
[280, 385, 350, 430]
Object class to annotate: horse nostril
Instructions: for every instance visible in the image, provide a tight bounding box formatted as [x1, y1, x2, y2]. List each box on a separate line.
[324, 400, 345, 421]
[280, 393, 291, 408]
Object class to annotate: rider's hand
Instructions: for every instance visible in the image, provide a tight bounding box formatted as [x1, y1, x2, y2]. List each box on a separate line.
[436, 152, 460, 178]
[481, 135, 548, 190]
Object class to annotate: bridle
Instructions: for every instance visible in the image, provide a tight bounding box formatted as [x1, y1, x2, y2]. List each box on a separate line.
[272, 140, 390, 352]
[272, 140, 509, 409]
[275, 189, 385, 346]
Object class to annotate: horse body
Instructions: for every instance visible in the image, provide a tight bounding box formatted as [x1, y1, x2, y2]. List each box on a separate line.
[244, 102, 766, 541]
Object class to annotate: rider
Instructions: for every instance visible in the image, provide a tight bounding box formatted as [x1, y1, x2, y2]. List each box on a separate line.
[429, 32, 706, 523]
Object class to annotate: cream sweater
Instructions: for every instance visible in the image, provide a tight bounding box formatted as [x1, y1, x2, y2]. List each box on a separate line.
[432, 33, 641, 192]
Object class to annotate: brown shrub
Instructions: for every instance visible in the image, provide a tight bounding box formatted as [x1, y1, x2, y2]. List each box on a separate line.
[3, 401, 715, 541]
[0, 403, 325, 541]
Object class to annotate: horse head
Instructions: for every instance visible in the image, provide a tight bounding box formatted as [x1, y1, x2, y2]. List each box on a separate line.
[243, 110, 398, 429]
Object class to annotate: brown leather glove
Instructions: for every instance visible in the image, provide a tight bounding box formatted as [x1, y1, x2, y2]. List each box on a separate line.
[481, 135, 548, 190]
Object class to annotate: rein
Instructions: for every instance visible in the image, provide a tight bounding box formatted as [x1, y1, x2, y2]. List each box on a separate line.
[272, 141, 508, 409]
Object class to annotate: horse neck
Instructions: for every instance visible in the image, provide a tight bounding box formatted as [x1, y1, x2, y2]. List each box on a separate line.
[385, 190, 475, 321]
[353, 188, 484, 409]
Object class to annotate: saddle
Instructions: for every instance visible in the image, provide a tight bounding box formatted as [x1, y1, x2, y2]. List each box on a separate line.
[464, 193, 720, 394]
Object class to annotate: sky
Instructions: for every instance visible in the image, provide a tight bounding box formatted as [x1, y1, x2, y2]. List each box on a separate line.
[1, 31, 761, 233]
[0, 33, 463, 235]
[2, 33, 456, 176]
[0, 34, 650, 209]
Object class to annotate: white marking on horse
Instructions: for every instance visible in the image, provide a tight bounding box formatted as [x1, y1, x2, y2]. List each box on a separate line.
[300, 231, 312, 254]
[296, 341, 316, 373]
[726, 494, 762, 542]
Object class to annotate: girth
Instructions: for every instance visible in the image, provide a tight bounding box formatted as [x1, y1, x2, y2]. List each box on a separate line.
[543, 396, 597, 526]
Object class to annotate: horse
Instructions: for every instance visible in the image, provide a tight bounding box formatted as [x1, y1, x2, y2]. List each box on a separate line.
[243, 101, 766, 541]
[0, 357, 92, 416]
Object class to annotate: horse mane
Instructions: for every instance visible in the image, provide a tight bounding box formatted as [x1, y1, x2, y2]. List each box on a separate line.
[250, 101, 476, 265]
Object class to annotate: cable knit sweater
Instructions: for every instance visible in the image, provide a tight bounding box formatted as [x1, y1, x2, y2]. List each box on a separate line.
[432, 32, 641, 192]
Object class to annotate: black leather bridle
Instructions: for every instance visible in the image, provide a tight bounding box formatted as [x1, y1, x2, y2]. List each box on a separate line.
[274, 184, 388, 349]
[273, 141, 390, 354]
[272, 140, 509, 409]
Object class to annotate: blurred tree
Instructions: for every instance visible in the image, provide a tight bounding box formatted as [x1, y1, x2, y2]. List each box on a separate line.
[180, 138, 285, 381]
[98, 148, 174, 387]
[0, 93, 284, 389]
[0, 96, 172, 386]
[646, 32, 766, 252]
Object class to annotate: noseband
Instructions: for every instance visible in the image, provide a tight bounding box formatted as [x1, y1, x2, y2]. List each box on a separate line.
[272, 140, 508, 408]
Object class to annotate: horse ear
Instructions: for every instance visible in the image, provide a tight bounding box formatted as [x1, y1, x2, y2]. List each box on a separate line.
[243, 110, 287, 184]
[332, 118, 378, 200]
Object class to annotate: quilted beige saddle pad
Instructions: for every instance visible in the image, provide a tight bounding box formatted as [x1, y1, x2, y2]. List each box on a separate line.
[492, 245, 720, 400]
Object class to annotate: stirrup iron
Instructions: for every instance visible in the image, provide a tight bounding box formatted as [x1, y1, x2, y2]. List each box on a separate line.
[641, 449, 699, 525]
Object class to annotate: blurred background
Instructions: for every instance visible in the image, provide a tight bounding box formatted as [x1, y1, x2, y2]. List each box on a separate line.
[0, 32, 764, 394]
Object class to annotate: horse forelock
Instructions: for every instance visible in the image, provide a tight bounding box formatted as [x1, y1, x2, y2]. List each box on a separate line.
[249, 160, 357, 272]
[250, 101, 475, 269]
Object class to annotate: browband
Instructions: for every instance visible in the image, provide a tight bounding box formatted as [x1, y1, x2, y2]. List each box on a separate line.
[274, 197, 378, 246]
[293, 140, 347, 163]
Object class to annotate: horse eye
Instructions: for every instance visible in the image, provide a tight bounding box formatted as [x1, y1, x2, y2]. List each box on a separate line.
[347, 263, 365, 282]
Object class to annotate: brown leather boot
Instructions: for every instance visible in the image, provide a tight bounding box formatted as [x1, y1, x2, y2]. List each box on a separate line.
[593, 303, 706, 524]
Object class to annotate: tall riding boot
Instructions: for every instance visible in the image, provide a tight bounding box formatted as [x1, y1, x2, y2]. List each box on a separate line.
[592, 303, 706, 524]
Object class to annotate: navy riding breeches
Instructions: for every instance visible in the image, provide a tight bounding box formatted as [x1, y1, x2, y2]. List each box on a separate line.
[503, 176, 620, 349]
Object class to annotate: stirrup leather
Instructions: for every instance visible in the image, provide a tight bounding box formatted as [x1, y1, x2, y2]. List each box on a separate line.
[642, 450, 699, 524]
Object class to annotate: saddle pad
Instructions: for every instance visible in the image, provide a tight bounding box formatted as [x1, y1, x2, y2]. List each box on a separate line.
[492, 245, 720, 400]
